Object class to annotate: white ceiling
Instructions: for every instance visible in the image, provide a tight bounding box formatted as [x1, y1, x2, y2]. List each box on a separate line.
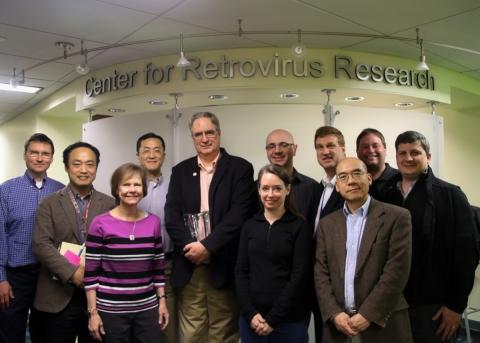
[1, 0, 480, 124]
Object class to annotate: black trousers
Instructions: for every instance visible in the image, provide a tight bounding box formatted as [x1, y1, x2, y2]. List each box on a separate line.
[100, 307, 162, 343]
[409, 304, 457, 343]
[40, 288, 96, 343]
[0, 264, 39, 343]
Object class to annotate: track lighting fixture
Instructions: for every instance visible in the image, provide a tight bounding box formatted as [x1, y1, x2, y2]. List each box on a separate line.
[55, 41, 75, 59]
[176, 34, 191, 67]
[76, 40, 90, 75]
[2, 68, 40, 93]
[18, 24, 478, 77]
[291, 29, 307, 58]
[415, 28, 429, 71]
[9, 68, 24, 88]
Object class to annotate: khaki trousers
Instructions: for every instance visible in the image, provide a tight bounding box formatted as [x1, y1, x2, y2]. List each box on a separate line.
[178, 265, 239, 343]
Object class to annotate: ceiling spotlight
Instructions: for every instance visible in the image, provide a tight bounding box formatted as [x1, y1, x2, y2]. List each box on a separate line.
[415, 28, 429, 71]
[177, 34, 191, 67]
[76, 40, 90, 75]
[108, 108, 125, 113]
[9, 68, 24, 88]
[395, 102, 414, 108]
[345, 96, 365, 102]
[148, 99, 168, 105]
[208, 94, 228, 100]
[291, 29, 307, 58]
[280, 93, 299, 99]
[55, 41, 75, 59]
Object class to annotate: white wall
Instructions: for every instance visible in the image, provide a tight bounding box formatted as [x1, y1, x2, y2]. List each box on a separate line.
[84, 104, 439, 195]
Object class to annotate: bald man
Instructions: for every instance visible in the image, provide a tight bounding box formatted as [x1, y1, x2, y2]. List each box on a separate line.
[265, 129, 319, 227]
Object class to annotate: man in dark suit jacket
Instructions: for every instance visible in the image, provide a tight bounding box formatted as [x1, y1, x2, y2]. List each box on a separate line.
[315, 157, 413, 343]
[313, 126, 345, 229]
[33, 142, 115, 343]
[312, 126, 346, 342]
[165, 112, 256, 343]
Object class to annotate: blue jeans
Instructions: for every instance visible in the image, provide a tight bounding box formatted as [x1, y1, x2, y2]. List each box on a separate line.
[239, 316, 308, 343]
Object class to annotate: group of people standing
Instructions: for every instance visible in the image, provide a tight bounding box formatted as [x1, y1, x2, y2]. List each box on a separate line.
[0, 111, 478, 343]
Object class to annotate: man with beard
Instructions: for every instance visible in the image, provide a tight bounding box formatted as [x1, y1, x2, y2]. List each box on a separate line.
[356, 128, 398, 199]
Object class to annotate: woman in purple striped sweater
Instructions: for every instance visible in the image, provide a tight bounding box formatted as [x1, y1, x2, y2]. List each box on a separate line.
[84, 163, 169, 342]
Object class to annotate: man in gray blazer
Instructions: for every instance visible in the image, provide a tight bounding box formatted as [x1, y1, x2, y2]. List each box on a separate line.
[314, 157, 412, 343]
[33, 142, 115, 343]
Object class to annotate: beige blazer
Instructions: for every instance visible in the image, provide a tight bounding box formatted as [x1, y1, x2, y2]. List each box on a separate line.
[314, 199, 413, 343]
[33, 187, 115, 313]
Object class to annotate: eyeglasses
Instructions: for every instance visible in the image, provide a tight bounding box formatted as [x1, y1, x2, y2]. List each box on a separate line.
[27, 151, 52, 159]
[192, 129, 218, 141]
[265, 142, 294, 151]
[336, 170, 366, 183]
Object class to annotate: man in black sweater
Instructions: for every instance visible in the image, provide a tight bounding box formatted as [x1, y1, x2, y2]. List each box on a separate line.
[383, 130, 478, 343]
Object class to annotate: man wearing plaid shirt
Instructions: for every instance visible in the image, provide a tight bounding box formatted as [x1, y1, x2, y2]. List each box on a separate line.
[0, 133, 64, 343]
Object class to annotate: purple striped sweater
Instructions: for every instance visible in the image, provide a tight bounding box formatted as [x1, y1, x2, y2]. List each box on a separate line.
[84, 212, 165, 313]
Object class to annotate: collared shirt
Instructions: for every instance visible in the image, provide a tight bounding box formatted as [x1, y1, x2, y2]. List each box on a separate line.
[138, 175, 173, 253]
[314, 175, 337, 230]
[343, 196, 371, 312]
[197, 153, 221, 240]
[396, 179, 418, 200]
[0, 171, 64, 281]
[68, 185, 94, 243]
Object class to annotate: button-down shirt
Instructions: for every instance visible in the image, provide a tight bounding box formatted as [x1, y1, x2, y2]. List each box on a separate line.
[196, 154, 220, 241]
[314, 175, 337, 230]
[138, 175, 173, 253]
[68, 186, 94, 243]
[343, 196, 371, 312]
[0, 171, 64, 281]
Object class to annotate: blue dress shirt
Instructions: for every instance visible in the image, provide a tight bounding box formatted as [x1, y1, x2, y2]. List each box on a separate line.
[138, 175, 173, 253]
[343, 196, 371, 312]
[0, 171, 64, 281]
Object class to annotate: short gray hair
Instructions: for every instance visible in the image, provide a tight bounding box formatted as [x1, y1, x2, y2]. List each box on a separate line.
[188, 112, 221, 132]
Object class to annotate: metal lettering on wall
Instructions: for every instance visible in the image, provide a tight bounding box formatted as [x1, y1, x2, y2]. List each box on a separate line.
[84, 54, 436, 97]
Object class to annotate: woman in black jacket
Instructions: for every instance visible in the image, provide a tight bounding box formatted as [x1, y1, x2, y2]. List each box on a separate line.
[235, 164, 312, 343]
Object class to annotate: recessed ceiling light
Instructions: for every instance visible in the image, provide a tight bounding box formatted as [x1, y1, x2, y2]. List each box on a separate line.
[108, 108, 125, 113]
[148, 100, 168, 105]
[345, 96, 365, 102]
[0, 82, 42, 93]
[395, 102, 414, 108]
[208, 94, 228, 100]
[280, 93, 299, 99]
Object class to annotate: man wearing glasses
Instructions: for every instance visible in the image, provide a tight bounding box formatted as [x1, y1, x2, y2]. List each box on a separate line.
[315, 157, 413, 342]
[165, 112, 256, 343]
[0, 133, 64, 343]
[136, 132, 178, 343]
[264, 129, 319, 228]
